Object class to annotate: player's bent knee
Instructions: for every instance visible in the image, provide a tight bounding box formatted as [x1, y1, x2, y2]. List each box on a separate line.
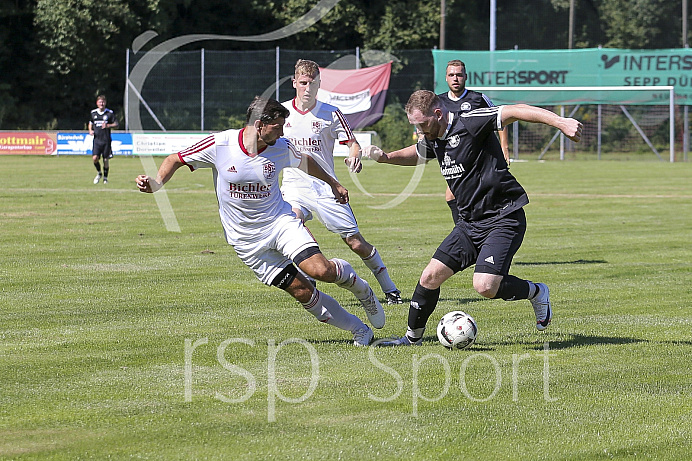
[473, 274, 499, 298]
[295, 248, 337, 282]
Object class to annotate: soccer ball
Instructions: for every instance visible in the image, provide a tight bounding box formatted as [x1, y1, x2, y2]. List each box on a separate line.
[436, 311, 478, 349]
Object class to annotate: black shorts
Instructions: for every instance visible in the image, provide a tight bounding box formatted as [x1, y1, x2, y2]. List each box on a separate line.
[93, 140, 113, 159]
[433, 208, 527, 276]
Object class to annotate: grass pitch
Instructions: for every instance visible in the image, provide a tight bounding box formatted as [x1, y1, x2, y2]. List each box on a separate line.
[1, 155, 691, 460]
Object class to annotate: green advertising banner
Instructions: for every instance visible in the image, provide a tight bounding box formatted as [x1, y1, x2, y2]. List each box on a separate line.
[433, 48, 692, 105]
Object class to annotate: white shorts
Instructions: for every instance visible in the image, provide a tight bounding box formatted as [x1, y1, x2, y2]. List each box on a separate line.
[281, 183, 360, 238]
[233, 214, 319, 286]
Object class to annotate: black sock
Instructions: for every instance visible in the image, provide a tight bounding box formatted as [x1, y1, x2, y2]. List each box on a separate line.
[104, 167, 109, 178]
[447, 199, 459, 224]
[94, 163, 102, 173]
[493, 275, 531, 301]
[408, 282, 441, 331]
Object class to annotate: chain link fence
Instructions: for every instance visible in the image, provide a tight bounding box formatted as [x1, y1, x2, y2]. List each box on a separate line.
[127, 48, 686, 160]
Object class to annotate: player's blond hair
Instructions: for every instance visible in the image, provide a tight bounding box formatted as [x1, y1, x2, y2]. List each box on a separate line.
[446, 59, 466, 70]
[294, 59, 320, 78]
[405, 90, 442, 117]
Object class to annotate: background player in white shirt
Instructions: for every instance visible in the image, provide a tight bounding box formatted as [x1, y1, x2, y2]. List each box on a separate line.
[281, 59, 403, 305]
[136, 96, 384, 346]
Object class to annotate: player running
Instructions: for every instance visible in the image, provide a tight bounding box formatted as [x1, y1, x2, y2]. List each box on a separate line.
[136, 96, 384, 346]
[280, 59, 403, 305]
[364, 90, 582, 346]
[438, 59, 510, 223]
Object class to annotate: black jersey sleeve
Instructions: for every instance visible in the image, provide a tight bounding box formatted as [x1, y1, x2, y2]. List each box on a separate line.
[459, 107, 501, 138]
[415, 136, 437, 160]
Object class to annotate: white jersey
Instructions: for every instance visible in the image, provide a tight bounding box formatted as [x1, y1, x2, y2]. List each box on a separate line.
[281, 98, 355, 194]
[177, 128, 302, 246]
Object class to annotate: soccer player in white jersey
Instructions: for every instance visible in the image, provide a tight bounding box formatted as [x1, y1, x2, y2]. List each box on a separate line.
[280, 59, 403, 305]
[136, 96, 384, 346]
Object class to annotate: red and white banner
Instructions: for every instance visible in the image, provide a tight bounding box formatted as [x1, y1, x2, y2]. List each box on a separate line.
[317, 62, 392, 129]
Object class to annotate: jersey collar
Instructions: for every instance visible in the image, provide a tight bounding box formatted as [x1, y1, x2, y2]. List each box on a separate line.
[292, 98, 317, 115]
[447, 89, 468, 101]
[238, 127, 267, 157]
[439, 111, 454, 140]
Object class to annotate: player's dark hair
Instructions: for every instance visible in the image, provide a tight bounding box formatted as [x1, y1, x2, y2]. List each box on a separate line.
[246, 96, 290, 125]
[405, 90, 441, 116]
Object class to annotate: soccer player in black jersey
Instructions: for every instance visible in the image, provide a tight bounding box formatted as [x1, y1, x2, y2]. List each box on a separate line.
[364, 90, 582, 346]
[439, 60, 509, 224]
[89, 95, 118, 184]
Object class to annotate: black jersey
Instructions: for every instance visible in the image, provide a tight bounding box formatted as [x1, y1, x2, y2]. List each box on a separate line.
[438, 89, 495, 113]
[89, 108, 116, 144]
[416, 106, 527, 223]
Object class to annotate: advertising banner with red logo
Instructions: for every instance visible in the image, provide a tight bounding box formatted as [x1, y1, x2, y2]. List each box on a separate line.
[0, 132, 57, 155]
[317, 62, 392, 129]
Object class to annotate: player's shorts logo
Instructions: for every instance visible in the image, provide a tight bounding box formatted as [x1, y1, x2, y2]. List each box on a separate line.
[263, 163, 276, 180]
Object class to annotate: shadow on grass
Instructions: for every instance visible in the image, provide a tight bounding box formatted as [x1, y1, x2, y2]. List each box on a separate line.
[514, 259, 607, 266]
[530, 334, 646, 350]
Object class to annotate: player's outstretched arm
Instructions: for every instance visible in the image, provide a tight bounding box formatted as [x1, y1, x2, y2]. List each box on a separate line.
[303, 154, 349, 204]
[136, 153, 185, 193]
[343, 140, 363, 173]
[500, 104, 583, 142]
[362, 144, 421, 166]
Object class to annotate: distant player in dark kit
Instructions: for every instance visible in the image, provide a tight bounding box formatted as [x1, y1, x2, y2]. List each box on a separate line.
[89, 95, 118, 184]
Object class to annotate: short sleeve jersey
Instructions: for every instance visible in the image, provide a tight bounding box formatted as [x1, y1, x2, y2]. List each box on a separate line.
[416, 106, 528, 223]
[89, 108, 116, 144]
[281, 98, 355, 193]
[178, 128, 302, 245]
[438, 88, 496, 114]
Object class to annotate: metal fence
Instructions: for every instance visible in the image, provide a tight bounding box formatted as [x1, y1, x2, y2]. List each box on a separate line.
[126, 48, 688, 161]
[126, 48, 432, 132]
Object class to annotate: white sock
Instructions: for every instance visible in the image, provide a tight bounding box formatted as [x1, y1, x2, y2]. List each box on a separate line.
[527, 282, 538, 299]
[302, 289, 365, 332]
[362, 247, 397, 293]
[406, 327, 425, 341]
[330, 258, 370, 300]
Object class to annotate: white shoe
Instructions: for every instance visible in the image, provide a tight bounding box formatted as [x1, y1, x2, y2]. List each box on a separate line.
[353, 326, 374, 347]
[530, 282, 552, 331]
[93, 173, 102, 184]
[103, 177, 108, 184]
[358, 286, 385, 329]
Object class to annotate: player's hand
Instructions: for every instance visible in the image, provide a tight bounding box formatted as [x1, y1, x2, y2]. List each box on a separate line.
[136, 174, 160, 193]
[562, 118, 583, 142]
[332, 183, 349, 204]
[362, 145, 384, 162]
[344, 156, 362, 173]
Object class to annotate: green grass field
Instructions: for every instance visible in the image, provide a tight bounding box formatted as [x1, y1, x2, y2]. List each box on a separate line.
[1, 155, 691, 460]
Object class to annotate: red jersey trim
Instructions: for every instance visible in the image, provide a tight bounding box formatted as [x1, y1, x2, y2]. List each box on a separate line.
[291, 98, 316, 115]
[239, 127, 267, 156]
[178, 135, 215, 171]
[334, 108, 355, 145]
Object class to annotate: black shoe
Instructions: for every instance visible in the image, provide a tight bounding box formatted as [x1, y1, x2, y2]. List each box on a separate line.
[384, 290, 403, 305]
